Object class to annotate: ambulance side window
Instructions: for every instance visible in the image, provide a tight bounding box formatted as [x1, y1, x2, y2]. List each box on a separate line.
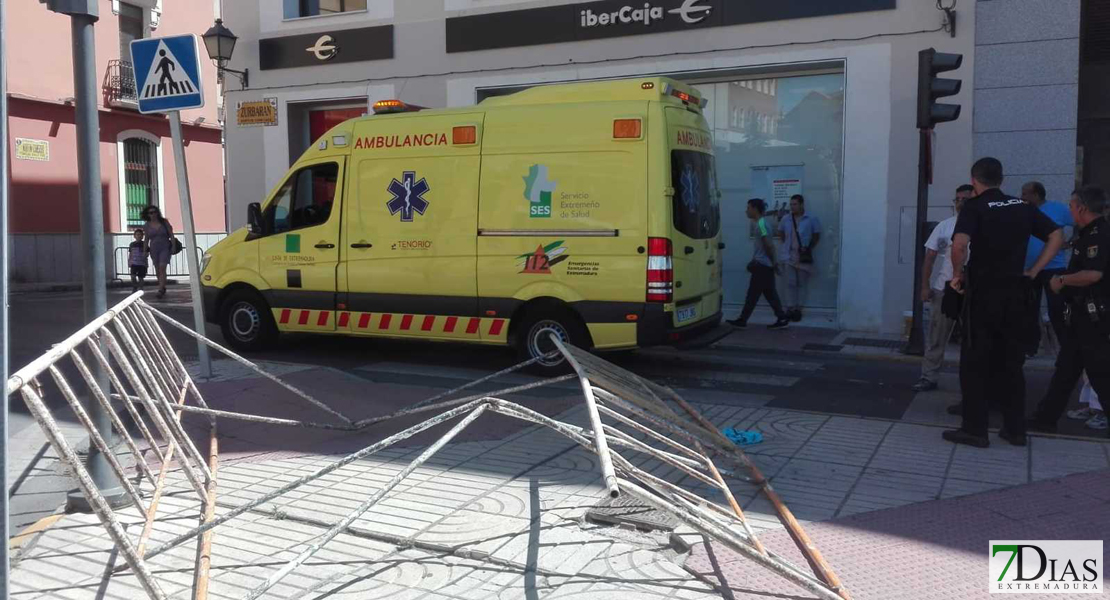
[264, 163, 339, 235]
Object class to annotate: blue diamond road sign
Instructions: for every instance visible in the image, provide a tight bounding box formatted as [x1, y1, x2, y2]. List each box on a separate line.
[129, 34, 205, 114]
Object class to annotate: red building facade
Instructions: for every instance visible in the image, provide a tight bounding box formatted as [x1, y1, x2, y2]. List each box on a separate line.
[6, 0, 226, 283]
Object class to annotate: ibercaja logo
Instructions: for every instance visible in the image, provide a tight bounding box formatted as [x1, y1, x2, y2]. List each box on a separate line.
[990, 541, 1102, 594]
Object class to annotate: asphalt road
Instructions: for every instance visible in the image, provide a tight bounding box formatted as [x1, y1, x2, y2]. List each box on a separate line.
[5, 285, 1095, 532]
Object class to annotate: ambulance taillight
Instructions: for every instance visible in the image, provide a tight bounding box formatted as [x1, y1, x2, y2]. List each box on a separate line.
[646, 237, 674, 303]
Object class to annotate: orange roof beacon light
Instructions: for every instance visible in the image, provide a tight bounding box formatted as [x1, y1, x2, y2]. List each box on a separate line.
[661, 83, 709, 109]
[372, 100, 425, 115]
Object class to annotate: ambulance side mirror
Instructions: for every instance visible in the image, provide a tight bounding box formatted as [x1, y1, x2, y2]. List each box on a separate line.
[247, 203, 264, 236]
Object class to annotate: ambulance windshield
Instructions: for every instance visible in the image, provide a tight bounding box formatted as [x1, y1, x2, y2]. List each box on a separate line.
[671, 151, 720, 240]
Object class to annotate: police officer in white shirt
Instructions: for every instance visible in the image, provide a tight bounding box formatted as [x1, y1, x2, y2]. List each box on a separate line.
[912, 185, 975, 392]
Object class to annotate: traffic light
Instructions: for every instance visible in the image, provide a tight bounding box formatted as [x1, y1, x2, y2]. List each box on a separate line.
[916, 48, 963, 129]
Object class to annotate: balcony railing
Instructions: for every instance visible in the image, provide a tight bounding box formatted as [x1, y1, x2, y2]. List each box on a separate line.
[105, 59, 138, 109]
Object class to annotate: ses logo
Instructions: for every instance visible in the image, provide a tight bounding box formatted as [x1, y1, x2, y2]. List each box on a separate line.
[523, 165, 557, 219]
[580, 0, 712, 28]
[990, 541, 1102, 594]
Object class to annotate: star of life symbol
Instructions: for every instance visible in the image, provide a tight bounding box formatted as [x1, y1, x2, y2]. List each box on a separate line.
[387, 171, 430, 222]
[681, 165, 700, 213]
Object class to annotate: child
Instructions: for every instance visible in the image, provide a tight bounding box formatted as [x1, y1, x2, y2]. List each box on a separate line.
[129, 229, 149, 293]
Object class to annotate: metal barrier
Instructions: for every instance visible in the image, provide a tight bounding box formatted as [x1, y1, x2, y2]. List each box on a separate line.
[112, 243, 204, 282]
[7, 293, 852, 600]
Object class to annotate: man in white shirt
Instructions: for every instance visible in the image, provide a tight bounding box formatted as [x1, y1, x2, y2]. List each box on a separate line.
[912, 185, 974, 392]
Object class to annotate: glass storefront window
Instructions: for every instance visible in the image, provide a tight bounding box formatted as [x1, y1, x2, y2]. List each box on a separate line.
[284, 0, 367, 19]
[694, 73, 845, 311]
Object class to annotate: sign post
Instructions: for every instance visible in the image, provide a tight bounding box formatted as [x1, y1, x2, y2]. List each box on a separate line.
[130, 34, 211, 377]
[1, 0, 10, 591]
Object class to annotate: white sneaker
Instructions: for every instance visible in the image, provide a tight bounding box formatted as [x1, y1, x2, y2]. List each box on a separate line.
[1085, 413, 1108, 431]
[1067, 407, 1096, 420]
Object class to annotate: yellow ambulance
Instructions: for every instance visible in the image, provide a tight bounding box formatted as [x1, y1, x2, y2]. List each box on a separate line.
[201, 77, 723, 372]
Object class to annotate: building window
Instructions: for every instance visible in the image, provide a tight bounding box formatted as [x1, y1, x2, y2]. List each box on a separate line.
[120, 136, 161, 229]
[118, 2, 144, 60]
[284, 0, 367, 19]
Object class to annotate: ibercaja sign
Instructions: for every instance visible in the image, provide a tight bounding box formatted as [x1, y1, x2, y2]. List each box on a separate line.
[447, 0, 896, 53]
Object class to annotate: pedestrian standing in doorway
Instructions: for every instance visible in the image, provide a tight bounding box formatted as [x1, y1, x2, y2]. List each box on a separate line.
[776, 194, 821, 322]
[1028, 186, 1110, 439]
[1022, 181, 1074, 356]
[911, 184, 974, 392]
[943, 157, 1063, 448]
[128, 229, 149, 294]
[729, 198, 791, 330]
[143, 205, 174, 300]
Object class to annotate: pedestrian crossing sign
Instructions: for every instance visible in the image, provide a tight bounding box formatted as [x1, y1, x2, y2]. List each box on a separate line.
[129, 34, 205, 114]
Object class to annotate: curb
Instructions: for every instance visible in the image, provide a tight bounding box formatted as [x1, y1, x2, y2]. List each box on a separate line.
[9, 512, 65, 556]
[12, 280, 184, 295]
[713, 341, 1058, 372]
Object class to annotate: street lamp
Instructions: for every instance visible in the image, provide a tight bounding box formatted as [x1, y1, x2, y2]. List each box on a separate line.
[202, 18, 248, 89]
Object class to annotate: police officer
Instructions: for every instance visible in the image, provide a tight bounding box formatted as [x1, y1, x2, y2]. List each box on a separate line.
[944, 157, 1064, 448]
[1028, 186, 1110, 437]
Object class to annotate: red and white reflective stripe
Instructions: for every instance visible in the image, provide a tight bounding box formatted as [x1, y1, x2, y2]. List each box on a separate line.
[489, 319, 505, 337]
[277, 309, 509, 338]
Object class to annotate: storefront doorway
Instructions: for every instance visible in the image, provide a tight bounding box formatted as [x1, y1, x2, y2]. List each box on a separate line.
[309, 107, 367, 145]
[286, 101, 367, 166]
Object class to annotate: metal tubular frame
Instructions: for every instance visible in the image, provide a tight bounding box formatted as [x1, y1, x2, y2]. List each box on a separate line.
[8, 294, 850, 600]
[551, 337, 619, 498]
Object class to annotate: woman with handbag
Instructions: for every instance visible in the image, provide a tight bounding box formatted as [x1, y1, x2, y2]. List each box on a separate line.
[776, 194, 822, 322]
[142, 205, 177, 299]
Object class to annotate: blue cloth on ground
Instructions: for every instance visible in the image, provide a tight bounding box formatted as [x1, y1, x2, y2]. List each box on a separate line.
[722, 428, 763, 446]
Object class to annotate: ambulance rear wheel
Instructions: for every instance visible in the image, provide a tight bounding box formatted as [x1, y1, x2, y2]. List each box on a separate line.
[515, 309, 588, 375]
[220, 290, 277, 352]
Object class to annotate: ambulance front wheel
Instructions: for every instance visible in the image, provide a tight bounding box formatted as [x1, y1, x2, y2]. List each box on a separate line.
[220, 290, 278, 352]
[515, 308, 589, 375]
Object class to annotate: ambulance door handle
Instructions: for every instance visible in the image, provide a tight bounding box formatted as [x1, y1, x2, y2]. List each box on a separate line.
[684, 246, 695, 255]
[315, 242, 336, 249]
[351, 242, 373, 249]
[707, 259, 716, 266]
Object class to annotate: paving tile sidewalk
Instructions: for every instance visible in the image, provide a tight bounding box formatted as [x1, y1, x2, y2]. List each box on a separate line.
[10, 371, 1110, 600]
[684, 468, 1110, 600]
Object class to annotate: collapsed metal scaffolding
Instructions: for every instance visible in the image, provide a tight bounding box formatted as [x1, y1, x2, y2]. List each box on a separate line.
[6, 292, 852, 600]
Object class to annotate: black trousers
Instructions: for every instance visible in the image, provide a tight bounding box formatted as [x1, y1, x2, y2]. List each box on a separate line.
[1031, 269, 1068, 353]
[1032, 316, 1110, 429]
[738, 263, 786, 323]
[958, 283, 1037, 438]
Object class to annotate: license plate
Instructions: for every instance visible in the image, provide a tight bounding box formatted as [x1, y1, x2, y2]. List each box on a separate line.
[676, 305, 698, 324]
